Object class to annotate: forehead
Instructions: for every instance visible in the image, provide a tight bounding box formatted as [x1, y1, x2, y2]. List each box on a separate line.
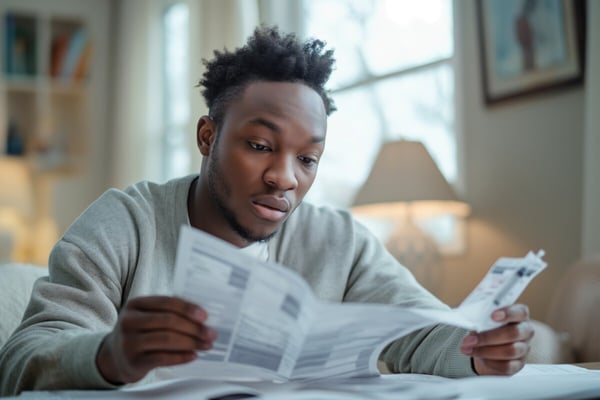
[227, 81, 327, 134]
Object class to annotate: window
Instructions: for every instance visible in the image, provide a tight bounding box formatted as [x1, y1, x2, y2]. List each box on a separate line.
[161, 2, 191, 181]
[302, 0, 456, 209]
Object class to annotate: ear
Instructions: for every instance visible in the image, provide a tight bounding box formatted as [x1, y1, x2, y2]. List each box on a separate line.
[197, 116, 217, 156]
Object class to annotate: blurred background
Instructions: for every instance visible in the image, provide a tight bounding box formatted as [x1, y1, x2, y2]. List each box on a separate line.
[0, 0, 599, 325]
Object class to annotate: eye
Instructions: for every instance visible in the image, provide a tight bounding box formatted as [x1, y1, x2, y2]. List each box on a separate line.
[298, 156, 318, 168]
[248, 141, 271, 152]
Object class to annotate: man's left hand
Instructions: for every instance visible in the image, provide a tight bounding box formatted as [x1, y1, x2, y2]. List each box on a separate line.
[460, 304, 535, 376]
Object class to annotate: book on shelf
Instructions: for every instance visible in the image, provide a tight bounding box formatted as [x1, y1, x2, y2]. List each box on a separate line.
[73, 39, 92, 81]
[50, 28, 91, 82]
[166, 225, 547, 383]
[3, 13, 37, 76]
[50, 34, 69, 77]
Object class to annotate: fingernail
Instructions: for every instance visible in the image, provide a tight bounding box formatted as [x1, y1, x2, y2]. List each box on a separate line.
[461, 346, 473, 355]
[492, 310, 506, 321]
[208, 328, 218, 340]
[193, 308, 207, 322]
[203, 328, 216, 341]
[463, 335, 478, 346]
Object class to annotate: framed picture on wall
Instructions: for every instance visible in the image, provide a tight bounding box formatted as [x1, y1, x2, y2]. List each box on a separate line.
[477, 0, 586, 104]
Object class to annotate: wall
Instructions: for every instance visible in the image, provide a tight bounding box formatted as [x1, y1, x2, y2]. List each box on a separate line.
[442, 0, 586, 321]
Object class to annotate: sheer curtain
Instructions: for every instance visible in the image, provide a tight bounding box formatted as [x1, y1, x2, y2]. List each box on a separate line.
[109, 0, 264, 188]
[109, 0, 161, 189]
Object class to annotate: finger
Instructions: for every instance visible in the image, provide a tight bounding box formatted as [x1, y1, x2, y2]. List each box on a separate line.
[465, 321, 534, 348]
[491, 304, 530, 324]
[474, 357, 526, 376]
[126, 296, 208, 323]
[121, 309, 217, 341]
[132, 351, 199, 372]
[469, 341, 530, 360]
[124, 331, 214, 354]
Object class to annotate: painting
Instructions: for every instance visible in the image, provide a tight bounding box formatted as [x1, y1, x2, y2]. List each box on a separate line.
[477, 0, 585, 104]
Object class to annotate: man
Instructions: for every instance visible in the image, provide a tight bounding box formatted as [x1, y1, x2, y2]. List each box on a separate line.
[0, 27, 533, 395]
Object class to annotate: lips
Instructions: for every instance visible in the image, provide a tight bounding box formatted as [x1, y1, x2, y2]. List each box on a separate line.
[251, 195, 291, 222]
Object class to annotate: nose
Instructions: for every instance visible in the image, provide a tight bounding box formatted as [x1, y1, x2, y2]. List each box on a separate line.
[264, 155, 298, 191]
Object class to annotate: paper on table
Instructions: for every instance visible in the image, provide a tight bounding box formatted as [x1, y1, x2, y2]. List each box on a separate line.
[285, 374, 459, 400]
[515, 364, 600, 376]
[454, 365, 600, 400]
[17, 366, 600, 400]
[18, 379, 260, 400]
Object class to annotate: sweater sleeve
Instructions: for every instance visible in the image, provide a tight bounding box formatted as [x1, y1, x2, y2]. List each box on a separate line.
[0, 190, 140, 396]
[344, 219, 476, 378]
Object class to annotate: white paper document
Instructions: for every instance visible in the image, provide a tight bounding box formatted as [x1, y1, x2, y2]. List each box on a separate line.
[454, 364, 600, 400]
[169, 225, 547, 383]
[457, 249, 547, 331]
[17, 365, 600, 400]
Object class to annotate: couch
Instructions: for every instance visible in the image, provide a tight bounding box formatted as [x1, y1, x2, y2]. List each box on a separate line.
[544, 259, 600, 363]
[0, 263, 47, 348]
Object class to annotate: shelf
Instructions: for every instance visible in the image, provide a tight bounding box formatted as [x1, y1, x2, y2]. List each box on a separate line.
[3, 77, 87, 95]
[49, 81, 88, 96]
[2, 76, 38, 92]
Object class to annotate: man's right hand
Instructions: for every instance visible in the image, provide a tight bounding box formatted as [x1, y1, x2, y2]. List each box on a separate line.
[96, 296, 217, 384]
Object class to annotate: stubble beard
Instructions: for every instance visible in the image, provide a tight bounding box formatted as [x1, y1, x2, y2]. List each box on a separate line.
[207, 145, 276, 244]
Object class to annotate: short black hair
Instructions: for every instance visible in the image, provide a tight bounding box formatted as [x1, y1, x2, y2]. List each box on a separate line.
[199, 26, 336, 124]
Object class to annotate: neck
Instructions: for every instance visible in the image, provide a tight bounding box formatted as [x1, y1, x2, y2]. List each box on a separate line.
[187, 175, 251, 248]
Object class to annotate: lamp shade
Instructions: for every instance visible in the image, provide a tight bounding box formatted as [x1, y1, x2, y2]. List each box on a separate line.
[352, 140, 470, 218]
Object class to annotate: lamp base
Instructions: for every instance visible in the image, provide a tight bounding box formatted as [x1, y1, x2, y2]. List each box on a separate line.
[385, 219, 443, 294]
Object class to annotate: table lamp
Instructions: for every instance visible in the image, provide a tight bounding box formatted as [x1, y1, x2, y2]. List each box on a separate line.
[352, 140, 470, 292]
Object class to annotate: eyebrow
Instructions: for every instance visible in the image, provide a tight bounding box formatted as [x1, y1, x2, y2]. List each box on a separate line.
[249, 117, 280, 132]
[249, 117, 325, 144]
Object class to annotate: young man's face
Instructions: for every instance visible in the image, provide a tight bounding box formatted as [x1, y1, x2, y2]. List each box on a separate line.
[198, 81, 327, 245]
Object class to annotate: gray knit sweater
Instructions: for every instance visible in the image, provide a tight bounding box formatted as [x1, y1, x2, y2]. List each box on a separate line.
[0, 175, 474, 395]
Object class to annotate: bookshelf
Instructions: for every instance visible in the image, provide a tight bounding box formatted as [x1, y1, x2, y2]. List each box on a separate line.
[0, 1, 102, 265]
[1, 9, 91, 173]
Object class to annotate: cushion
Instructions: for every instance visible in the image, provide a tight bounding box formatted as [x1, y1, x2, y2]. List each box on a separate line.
[527, 319, 574, 364]
[0, 263, 48, 349]
[0, 228, 13, 263]
[546, 260, 600, 363]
